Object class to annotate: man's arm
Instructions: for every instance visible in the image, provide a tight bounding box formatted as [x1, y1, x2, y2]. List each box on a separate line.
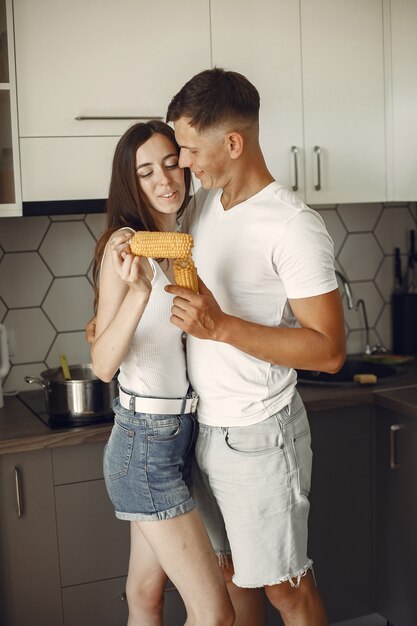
[165, 279, 346, 373]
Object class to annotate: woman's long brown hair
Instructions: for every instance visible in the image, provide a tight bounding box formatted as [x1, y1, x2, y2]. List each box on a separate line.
[92, 120, 191, 312]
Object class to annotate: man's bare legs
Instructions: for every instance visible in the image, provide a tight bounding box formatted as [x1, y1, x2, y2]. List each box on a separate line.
[221, 561, 266, 626]
[265, 570, 328, 626]
[218, 558, 328, 626]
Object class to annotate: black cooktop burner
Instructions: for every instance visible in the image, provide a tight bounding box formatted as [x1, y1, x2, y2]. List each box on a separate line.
[17, 389, 114, 429]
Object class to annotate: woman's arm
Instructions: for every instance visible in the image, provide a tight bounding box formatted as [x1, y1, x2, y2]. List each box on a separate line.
[91, 230, 152, 382]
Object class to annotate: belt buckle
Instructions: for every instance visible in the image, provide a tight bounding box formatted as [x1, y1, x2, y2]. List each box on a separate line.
[190, 392, 199, 413]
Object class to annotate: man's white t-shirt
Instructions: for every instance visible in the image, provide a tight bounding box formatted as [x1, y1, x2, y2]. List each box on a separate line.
[187, 182, 338, 427]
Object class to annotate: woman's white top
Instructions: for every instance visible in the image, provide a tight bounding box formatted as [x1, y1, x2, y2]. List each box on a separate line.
[106, 228, 189, 398]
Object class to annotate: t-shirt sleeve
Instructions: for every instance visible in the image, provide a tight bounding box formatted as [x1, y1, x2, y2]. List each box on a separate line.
[273, 210, 338, 299]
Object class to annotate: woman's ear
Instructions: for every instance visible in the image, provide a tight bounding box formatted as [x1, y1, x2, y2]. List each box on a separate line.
[226, 131, 244, 159]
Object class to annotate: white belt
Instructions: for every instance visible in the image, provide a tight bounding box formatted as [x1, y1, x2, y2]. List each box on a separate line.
[119, 388, 198, 415]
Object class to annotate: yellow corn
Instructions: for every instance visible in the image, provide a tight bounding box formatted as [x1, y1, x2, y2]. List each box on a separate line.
[129, 231, 193, 259]
[173, 257, 199, 293]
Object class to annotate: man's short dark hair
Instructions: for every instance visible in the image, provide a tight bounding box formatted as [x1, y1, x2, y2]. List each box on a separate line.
[166, 67, 260, 132]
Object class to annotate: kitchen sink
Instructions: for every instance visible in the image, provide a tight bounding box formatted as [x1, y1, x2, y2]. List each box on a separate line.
[296, 358, 400, 386]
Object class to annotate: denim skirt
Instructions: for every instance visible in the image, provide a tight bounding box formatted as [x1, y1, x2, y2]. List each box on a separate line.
[103, 397, 197, 521]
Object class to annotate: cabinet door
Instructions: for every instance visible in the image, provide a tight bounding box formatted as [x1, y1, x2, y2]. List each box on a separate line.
[0, 449, 63, 626]
[164, 584, 187, 626]
[14, 0, 211, 138]
[62, 578, 187, 626]
[210, 0, 305, 197]
[387, 0, 417, 200]
[376, 408, 417, 626]
[55, 478, 130, 586]
[62, 576, 128, 626]
[0, 0, 21, 216]
[307, 404, 374, 623]
[14, 0, 211, 202]
[301, 0, 386, 203]
[19, 136, 118, 201]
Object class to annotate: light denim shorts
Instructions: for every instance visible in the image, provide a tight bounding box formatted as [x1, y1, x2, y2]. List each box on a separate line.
[192, 390, 313, 588]
[103, 396, 197, 521]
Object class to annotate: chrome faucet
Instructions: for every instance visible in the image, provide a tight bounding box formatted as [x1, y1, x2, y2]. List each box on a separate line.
[334, 270, 387, 355]
[335, 270, 355, 309]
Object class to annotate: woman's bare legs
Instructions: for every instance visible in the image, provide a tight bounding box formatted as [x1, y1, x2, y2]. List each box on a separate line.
[136, 508, 235, 626]
[126, 522, 168, 625]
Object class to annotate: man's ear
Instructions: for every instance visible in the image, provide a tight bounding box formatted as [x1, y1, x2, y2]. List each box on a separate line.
[226, 131, 244, 159]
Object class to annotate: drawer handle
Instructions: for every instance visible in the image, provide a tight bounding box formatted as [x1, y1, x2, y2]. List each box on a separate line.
[75, 115, 164, 121]
[390, 424, 402, 470]
[14, 466, 23, 518]
[314, 145, 321, 191]
[291, 146, 299, 191]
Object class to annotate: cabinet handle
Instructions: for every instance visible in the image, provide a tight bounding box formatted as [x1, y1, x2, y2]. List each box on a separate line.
[314, 145, 321, 191]
[291, 146, 299, 191]
[14, 466, 23, 518]
[390, 424, 402, 470]
[74, 115, 164, 121]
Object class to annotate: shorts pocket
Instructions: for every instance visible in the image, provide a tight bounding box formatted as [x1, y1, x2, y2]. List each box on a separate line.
[104, 420, 134, 480]
[292, 429, 312, 496]
[225, 417, 282, 456]
[147, 416, 181, 441]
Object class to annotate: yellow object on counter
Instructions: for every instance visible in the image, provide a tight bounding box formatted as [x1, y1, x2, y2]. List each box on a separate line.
[353, 373, 377, 385]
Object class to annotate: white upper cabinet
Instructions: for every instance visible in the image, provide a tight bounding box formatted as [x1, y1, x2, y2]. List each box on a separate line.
[0, 0, 21, 215]
[13, 0, 211, 201]
[386, 0, 417, 201]
[211, 0, 386, 204]
[211, 0, 305, 197]
[14, 0, 211, 138]
[301, 0, 386, 204]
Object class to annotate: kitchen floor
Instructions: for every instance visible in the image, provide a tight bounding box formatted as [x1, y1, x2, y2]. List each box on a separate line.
[331, 614, 387, 626]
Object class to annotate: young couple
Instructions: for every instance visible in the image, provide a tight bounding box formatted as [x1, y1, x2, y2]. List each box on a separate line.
[89, 68, 345, 626]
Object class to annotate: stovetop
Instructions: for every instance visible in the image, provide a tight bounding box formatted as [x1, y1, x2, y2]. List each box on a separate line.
[17, 389, 114, 429]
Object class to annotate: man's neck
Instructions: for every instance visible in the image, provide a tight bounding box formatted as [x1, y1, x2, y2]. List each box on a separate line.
[220, 169, 275, 211]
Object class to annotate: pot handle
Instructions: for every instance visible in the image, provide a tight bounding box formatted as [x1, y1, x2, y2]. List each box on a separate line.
[0, 324, 10, 378]
[25, 376, 47, 389]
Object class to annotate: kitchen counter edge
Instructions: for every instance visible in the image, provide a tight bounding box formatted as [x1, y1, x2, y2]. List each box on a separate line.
[1, 362, 416, 455]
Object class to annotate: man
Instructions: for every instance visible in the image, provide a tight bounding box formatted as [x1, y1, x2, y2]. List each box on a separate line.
[164, 68, 346, 626]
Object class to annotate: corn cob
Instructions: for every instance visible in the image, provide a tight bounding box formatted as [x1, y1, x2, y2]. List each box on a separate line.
[173, 257, 199, 293]
[129, 231, 193, 259]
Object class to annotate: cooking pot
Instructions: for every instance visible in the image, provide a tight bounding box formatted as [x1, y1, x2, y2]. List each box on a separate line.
[25, 363, 117, 419]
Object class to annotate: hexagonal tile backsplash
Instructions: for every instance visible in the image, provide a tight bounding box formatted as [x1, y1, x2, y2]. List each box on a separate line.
[0, 204, 416, 392]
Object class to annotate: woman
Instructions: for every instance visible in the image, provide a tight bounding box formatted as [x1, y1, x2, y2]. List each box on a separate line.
[91, 120, 234, 626]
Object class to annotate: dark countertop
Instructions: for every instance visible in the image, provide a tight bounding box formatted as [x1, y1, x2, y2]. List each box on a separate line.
[0, 395, 112, 455]
[298, 360, 417, 411]
[1, 360, 416, 455]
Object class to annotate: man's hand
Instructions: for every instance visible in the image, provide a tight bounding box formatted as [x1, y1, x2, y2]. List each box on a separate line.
[165, 277, 227, 341]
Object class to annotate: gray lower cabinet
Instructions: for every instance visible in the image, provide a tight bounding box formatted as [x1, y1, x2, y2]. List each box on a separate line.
[0, 441, 188, 626]
[375, 407, 417, 626]
[307, 404, 374, 623]
[0, 449, 63, 626]
[62, 576, 128, 626]
[164, 584, 188, 626]
[52, 441, 187, 626]
[53, 441, 131, 625]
